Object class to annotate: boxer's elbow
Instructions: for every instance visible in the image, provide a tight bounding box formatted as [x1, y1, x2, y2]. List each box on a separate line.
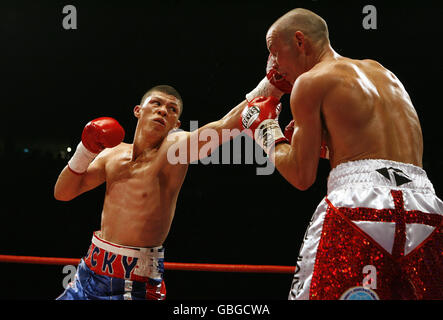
[54, 184, 78, 202]
[298, 179, 315, 191]
[290, 172, 315, 191]
[297, 162, 318, 190]
[54, 188, 74, 201]
[274, 146, 316, 191]
[276, 166, 315, 191]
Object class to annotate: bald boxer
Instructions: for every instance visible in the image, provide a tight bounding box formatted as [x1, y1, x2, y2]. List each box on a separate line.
[54, 85, 247, 300]
[241, 9, 443, 299]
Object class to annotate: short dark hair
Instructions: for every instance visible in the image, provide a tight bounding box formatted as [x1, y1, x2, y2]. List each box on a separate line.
[140, 85, 183, 116]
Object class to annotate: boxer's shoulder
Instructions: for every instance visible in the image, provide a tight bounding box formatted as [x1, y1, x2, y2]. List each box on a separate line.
[306, 58, 376, 90]
[323, 58, 386, 78]
[314, 59, 356, 80]
[292, 66, 335, 99]
[158, 129, 189, 152]
[97, 142, 130, 159]
[92, 143, 132, 173]
[165, 129, 188, 141]
[298, 60, 349, 87]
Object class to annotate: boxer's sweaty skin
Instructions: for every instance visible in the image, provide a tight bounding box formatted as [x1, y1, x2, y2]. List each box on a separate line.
[96, 142, 187, 247]
[55, 91, 246, 247]
[273, 53, 423, 190]
[315, 57, 423, 169]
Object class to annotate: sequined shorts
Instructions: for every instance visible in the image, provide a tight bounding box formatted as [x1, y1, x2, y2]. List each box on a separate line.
[289, 159, 443, 300]
[56, 231, 166, 300]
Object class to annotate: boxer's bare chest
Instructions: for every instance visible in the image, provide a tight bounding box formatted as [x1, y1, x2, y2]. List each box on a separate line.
[99, 146, 177, 246]
[104, 147, 164, 196]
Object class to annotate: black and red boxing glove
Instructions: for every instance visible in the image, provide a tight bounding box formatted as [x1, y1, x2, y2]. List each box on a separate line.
[246, 54, 294, 102]
[68, 117, 125, 174]
[240, 96, 288, 153]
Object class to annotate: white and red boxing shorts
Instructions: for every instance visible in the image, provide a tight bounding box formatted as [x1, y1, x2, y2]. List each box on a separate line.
[289, 159, 443, 300]
[57, 231, 166, 300]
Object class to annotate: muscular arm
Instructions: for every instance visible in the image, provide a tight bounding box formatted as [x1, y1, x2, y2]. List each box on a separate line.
[164, 100, 248, 164]
[272, 74, 324, 190]
[54, 152, 107, 201]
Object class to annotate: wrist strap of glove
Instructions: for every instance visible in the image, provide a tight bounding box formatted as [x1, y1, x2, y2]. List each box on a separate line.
[254, 119, 288, 154]
[68, 142, 99, 175]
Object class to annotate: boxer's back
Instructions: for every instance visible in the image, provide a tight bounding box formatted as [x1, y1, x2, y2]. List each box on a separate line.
[318, 57, 423, 169]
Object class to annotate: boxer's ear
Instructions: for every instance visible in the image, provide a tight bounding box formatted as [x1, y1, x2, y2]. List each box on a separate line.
[134, 105, 141, 118]
[174, 120, 181, 129]
[294, 31, 305, 50]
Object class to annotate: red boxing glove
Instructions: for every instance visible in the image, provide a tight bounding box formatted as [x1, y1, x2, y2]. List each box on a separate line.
[245, 54, 293, 102]
[68, 117, 125, 174]
[284, 120, 295, 143]
[82, 117, 125, 153]
[240, 96, 288, 153]
[266, 54, 293, 94]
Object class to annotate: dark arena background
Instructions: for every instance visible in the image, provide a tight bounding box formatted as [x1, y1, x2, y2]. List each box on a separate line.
[0, 0, 442, 305]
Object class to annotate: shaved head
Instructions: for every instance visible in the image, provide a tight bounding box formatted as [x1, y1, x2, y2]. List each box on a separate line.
[270, 8, 329, 47]
[265, 8, 332, 82]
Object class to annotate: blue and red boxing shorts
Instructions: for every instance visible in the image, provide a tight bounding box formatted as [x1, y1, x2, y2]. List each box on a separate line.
[57, 231, 166, 300]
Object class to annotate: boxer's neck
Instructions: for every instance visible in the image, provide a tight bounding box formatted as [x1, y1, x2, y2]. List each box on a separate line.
[131, 125, 163, 161]
[315, 44, 340, 64]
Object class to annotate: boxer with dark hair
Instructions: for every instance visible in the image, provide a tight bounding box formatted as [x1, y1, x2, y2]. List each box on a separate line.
[241, 8, 443, 299]
[54, 85, 247, 300]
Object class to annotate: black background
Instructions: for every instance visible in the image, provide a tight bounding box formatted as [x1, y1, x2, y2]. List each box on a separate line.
[0, 0, 442, 300]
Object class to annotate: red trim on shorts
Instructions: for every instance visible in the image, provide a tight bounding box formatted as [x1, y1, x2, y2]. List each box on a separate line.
[67, 164, 85, 176]
[93, 232, 140, 251]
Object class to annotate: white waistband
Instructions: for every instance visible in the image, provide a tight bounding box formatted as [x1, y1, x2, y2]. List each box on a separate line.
[92, 231, 164, 259]
[327, 159, 435, 194]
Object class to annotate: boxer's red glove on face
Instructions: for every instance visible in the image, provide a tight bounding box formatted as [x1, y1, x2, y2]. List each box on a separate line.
[246, 54, 293, 102]
[240, 96, 288, 153]
[266, 54, 293, 94]
[68, 117, 125, 174]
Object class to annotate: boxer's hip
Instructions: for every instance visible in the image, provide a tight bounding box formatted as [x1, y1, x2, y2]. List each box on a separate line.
[290, 159, 443, 300]
[327, 159, 436, 194]
[57, 231, 166, 300]
[325, 159, 443, 255]
[83, 231, 165, 282]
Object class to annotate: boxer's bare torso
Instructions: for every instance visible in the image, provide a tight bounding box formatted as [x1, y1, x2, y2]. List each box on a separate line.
[55, 91, 189, 247]
[274, 50, 424, 189]
[54, 90, 246, 248]
[96, 142, 188, 247]
[267, 9, 424, 190]
[315, 56, 423, 169]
